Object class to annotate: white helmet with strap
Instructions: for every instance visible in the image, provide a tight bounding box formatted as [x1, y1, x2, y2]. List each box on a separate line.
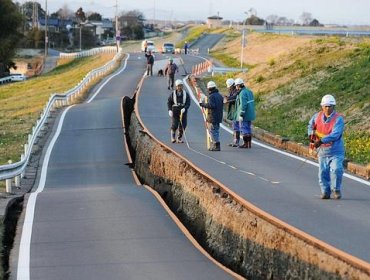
[207, 81, 216, 89]
[320, 94, 336, 106]
[234, 78, 244, 86]
[226, 78, 235, 88]
[175, 79, 184, 86]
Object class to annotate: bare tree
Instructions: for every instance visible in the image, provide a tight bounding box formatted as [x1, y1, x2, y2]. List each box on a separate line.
[53, 4, 74, 19]
[75, 7, 86, 23]
[118, 10, 145, 40]
[266, 14, 279, 24]
[299, 12, 313, 26]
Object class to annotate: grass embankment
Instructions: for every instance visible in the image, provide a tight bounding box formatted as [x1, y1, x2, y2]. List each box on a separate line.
[207, 31, 370, 165]
[0, 53, 116, 167]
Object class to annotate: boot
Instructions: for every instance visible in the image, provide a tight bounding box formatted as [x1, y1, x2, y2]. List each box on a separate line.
[247, 135, 252, 148]
[215, 142, 221, 151]
[228, 131, 240, 147]
[177, 131, 184, 143]
[209, 142, 220, 151]
[239, 135, 250, 148]
[170, 130, 176, 143]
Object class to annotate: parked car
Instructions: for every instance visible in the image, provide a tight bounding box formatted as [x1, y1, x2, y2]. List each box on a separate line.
[162, 42, 175, 54]
[141, 40, 156, 52]
[10, 73, 27, 81]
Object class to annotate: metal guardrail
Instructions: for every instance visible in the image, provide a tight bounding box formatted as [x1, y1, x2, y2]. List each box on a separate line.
[59, 46, 118, 59]
[208, 66, 248, 76]
[0, 47, 123, 191]
[0, 76, 13, 84]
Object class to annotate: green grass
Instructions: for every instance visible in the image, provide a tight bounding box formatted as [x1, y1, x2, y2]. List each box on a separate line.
[205, 31, 370, 165]
[176, 25, 210, 48]
[253, 44, 370, 164]
[0, 53, 117, 166]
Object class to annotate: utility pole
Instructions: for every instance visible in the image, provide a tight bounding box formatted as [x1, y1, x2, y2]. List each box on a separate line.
[115, 0, 118, 32]
[153, 0, 156, 26]
[115, 0, 120, 52]
[240, 12, 248, 69]
[44, 0, 48, 57]
[32, 2, 38, 29]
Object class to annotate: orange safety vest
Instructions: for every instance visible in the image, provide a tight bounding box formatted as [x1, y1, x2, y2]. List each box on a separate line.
[314, 111, 340, 147]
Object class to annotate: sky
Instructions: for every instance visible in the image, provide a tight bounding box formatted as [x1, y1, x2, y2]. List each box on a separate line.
[40, 0, 370, 25]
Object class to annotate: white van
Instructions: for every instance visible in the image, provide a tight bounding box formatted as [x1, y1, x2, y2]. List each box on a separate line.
[10, 73, 27, 81]
[141, 40, 155, 52]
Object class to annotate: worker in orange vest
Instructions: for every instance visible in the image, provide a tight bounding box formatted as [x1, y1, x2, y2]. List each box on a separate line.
[308, 94, 345, 199]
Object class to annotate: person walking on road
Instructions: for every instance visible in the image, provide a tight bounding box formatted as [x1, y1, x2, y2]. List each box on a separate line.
[164, 58, 178, 90]
[143, 40, 148, 53]
[168, 79, 191, 143]
[184, 41, 189, 55]
[224, 78, 240, 147]
[145, 50, 154, 76]
[308, 94, 345, 200]
[235, 78, 256, 148]
[199, 81, 224, 151]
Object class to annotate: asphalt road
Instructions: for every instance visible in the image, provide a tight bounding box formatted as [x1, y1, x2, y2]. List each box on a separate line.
[137, 53, 370, 263]
[192, 34, 224, 55]
[11, 53, 234, 280]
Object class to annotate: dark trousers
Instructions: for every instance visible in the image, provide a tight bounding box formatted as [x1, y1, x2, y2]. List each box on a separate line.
[168, 74, 175, 89]
[146, 64, 153, 76]
[171, 107, 187, 136]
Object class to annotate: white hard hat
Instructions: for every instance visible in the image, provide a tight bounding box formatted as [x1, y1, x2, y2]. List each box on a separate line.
[207, 81, 216, 89]
[175, 79, 184, 86]
[226, 78, 235, 88]
[234, 78, 244, 86]
[320, 94, 336, 106]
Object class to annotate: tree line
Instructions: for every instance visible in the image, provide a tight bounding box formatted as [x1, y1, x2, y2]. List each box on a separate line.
[0, 0, 147, 77]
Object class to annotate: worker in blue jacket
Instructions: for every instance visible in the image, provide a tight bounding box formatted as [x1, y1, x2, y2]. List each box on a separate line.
[234, 78, 256, 148]
[199, 81, 224, 151]
[308, 94, 345, 199]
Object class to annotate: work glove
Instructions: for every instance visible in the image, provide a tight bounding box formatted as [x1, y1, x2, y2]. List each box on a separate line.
[314, 139, 322, 148]
[180, 108, 186, 114]
[168, 110, 173, 117]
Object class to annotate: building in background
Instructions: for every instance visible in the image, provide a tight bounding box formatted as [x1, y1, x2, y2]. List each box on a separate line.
[207, 14, 223, 28]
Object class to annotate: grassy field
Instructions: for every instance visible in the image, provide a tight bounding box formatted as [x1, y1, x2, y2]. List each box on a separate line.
[200, 29, 370, 165]
[0, 53, 116, 166]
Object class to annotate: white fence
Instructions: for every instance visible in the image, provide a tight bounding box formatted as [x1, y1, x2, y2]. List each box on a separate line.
[0, 47, 123, 192]
[59, 46, 118, 59]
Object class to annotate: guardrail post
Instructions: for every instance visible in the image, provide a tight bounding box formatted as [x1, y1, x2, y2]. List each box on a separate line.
[6, 179, 12, 193]
[21, 154, 25, 178]
[6, 160, 12, 193]
[15, 175, 20, 187]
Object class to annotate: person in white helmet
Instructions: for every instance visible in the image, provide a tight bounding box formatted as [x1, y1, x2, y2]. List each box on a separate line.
[167, 79, 191, 143]
[199, 81, 224, 151]
[234, 78, 256, 148]
[308, 94, 345, 199]
[224, 78, 240, 147]
[164, 57, 178, 90]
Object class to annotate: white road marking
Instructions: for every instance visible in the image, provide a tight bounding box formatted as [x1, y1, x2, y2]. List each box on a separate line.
[17, 56, 130, 280]
[17, 106, 72, 280]
[87, 54, 130, 103]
